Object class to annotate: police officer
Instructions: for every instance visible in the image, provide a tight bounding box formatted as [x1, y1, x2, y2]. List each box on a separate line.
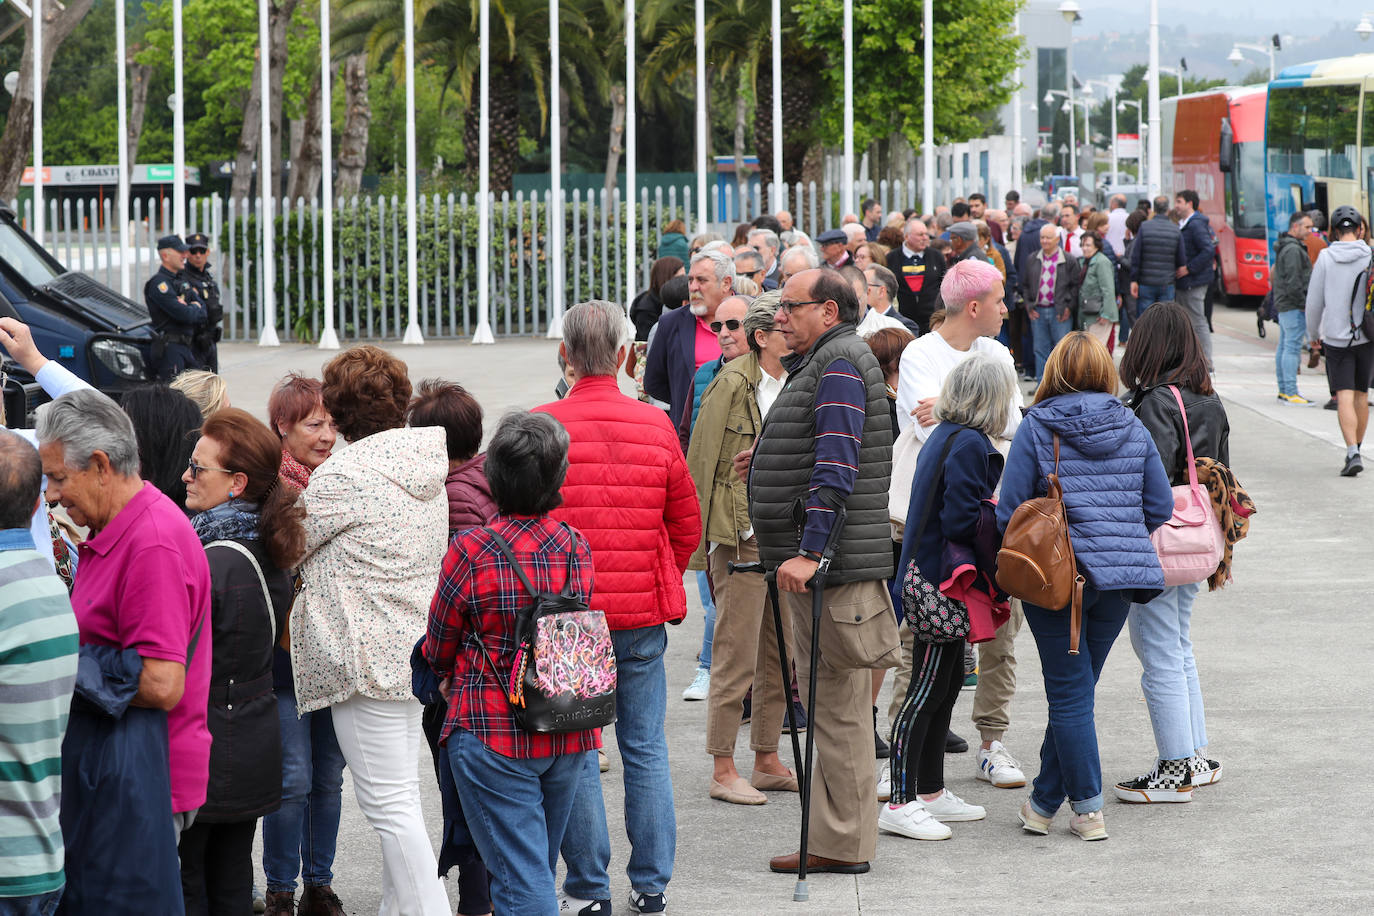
[144, 234, 208, 380]
[183, 232, 223, 371]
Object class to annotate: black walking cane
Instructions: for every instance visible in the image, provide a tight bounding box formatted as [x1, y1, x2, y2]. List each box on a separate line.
[725, 562, 806, 797]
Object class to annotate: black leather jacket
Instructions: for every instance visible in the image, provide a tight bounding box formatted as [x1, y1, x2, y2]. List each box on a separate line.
[1126, 383, 1230, 486]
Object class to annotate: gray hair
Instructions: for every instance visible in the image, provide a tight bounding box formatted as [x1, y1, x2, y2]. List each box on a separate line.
[484, 410, 569, 516]
[731, 276, 760, 297]
[747, 228, 779, 254]
[691, 247, 737, 284]
[933, 353, 1016, 438]
[780, 245, 819, 272]
[562, 299, 630, 377]
[744, 290, 781, 352]
[689, 232, 724, 251]
[35, 388, 141, 476]
[1039, 202, 1061, 221]
[734, 249, 764, 274]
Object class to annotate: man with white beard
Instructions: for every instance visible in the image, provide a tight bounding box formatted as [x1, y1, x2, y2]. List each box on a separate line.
[645, 248, 736, 433]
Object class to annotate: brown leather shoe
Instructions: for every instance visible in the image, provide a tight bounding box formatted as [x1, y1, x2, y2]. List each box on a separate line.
[768, 852, 870, 874]
[298, 885, 345, 916]
[263, 890, 295, 916]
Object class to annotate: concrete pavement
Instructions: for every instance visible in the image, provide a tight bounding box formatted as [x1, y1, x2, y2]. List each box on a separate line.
[223, 306, 1373, 914]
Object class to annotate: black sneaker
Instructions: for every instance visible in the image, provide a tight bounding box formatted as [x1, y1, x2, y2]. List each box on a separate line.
[1325, 397, 1338, 410]
[560, 897, 611, 915]
[628, 891, 666, 914]
[1113, 758, 1194, 804]
[1342, 453, 1364, 477]
[944, 729, 968, 754]
[873, 706, 889, 759]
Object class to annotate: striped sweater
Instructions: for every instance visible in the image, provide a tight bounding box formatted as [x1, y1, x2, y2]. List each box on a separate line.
[0, 529, 79, 898]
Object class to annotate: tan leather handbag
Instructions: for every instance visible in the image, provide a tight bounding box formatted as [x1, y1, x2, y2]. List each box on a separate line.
[995, 433, 1086, 653]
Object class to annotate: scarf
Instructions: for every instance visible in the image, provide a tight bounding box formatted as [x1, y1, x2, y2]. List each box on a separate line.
[280, 448, 311, 492]
[1195, 458, 1255, 592]
[191, 499, 262, 545]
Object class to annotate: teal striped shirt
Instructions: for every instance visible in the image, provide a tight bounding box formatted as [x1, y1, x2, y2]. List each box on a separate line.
[0, 530, 79, 898]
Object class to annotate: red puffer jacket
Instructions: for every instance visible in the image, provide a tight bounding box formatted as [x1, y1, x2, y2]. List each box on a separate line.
[536, 375, 701, 631]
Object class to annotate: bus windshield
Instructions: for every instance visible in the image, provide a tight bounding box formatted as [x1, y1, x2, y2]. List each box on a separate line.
[1230, 141, 1267, 233]
[1266, 84, 1359, 179]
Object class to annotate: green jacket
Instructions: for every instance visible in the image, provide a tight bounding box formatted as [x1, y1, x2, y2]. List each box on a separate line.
[685, 352, 763, 569]
[1272, 233, 1312, 313]
[1078, 251, 1118, 324]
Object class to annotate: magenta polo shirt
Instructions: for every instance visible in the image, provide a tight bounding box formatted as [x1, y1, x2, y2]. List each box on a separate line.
[71, 482, 212, 813]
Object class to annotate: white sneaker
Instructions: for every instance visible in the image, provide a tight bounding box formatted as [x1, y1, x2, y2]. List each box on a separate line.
[876, 766, 891, 802]
[681, 667, 710, 701]
[976, 740, 1027, 788]
[878, 801, 952, 840]
[920, 788, 986, 822]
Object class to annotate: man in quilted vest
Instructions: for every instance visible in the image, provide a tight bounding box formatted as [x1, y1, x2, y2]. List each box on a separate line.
[538, 300, 701, 916]
[744, 269, 901, 875]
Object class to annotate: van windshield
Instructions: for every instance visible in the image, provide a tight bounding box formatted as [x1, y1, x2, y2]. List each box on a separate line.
[0, 220, 62, 288]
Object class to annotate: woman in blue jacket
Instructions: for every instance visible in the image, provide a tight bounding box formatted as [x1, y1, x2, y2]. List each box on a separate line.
[997, 332, 1174, 841]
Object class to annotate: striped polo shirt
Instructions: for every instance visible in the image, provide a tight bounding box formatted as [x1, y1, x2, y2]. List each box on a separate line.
[0, 528, 79, 898]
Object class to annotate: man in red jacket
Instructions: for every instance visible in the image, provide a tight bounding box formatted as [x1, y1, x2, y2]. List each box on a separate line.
[537, 299, 701, 916]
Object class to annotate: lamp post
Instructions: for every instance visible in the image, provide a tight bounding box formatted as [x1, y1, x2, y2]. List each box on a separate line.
[546, 0, 563, 338]
[695, 0, 706, 230]
[921, 0, 933, 208]
[842, 0, 854, 218]
[1159, 65, 1184, 97]
[1227, 40, 1277, 81]
[318, 0, 338, 349]
[1359, 13, 1374, 41]
[115, 0, 130, 296]
[172, 0, 185, 234]
[771, 0, 782, 212]
[1044, 88, 1083, 177]
[256, 0, 278, 345]
[1012, 12, 1023, 189]
[1057, 1, 1080, 177]
[1119, 98, 1145, 185]
[1085, 78, 1120, 188]
[1146, 0, 1161, 195]
[401, 0, 422, 344]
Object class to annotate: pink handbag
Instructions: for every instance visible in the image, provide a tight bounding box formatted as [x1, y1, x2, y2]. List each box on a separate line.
[1149, 385, 1225, 586]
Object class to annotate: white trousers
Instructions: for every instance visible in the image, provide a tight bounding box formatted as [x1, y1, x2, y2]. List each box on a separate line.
[330, 694, 450, 916]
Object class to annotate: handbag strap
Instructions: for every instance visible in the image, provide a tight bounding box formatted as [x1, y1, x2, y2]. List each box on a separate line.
[485, 522, 579, 601]
[908, 431, 962, 547]
[1165, 385, 1201, 488]
[206, 539, 277, 649]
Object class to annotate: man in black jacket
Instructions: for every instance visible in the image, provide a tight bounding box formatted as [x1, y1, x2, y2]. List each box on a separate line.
[182, 233, 223, 372]
[885, 219, 946, 333]
[1272, 211, 1315, 403]
[1129, 197, 1187, 313]
[144, 235, 208, 381]
[1175, 190, 1216, 369]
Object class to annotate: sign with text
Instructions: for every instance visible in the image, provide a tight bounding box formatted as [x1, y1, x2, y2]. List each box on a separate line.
[20, 164, 201, 186]
[1116, 134, 1141, 160]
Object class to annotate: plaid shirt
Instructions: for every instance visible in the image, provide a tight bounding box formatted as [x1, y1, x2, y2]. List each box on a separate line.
[424, 515, 600, 758]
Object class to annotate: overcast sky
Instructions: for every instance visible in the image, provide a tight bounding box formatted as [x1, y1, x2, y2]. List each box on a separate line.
[1069, 1, 1362, 36]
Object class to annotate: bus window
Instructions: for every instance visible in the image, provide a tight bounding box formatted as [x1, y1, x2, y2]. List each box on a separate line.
[1267, 84, 1359, 180]
[1230, 141, 1267, 235]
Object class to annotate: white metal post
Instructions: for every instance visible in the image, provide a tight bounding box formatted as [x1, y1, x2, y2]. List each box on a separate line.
[257, 0, 279, 345]
[546, 0, 564, 337]
[473, 0, 494, 343]
[922, 0, 933, 209]
[771, 0, 782, 212]
[401, 0, 423, 343]
[625, 0, 636, 308]
[33, 0, 42, 246]
[1012, 13, 1023, 190]
[115, 0, 131, 296]
[318, 0, 339, 349]
[1066, 31, 1075, 176]
[173, 0, 185, 234]
[842, 0, 853, 218]
[1110, 89, 1118, 185]
[1147, 0, 1162, 195]
[695, 0, 706, 231]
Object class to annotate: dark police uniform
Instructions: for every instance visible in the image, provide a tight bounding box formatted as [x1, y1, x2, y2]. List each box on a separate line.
[182, 233, 223, 372]
[144, 237, 207, 381]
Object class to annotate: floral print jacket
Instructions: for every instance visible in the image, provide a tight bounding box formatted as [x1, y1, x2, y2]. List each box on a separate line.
[293, 426, 449, 714]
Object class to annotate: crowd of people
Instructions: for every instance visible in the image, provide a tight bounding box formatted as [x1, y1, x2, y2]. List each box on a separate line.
[0, 185, 1260, 916]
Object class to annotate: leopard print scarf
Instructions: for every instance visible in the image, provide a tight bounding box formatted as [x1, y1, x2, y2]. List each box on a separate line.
[1195, 457, 1256, 591]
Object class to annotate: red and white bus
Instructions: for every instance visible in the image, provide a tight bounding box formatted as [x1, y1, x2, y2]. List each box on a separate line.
[1160, 86, 1269, 302]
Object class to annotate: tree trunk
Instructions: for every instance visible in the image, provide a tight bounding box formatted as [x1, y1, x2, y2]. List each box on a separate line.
[229, 52, 263, 201]
[335, 54, 370, 197]
[287, 63, 328, 201]
[462, 63, 522, 194]
[227, 0, 299, 202]
[734, 72, 747, 216]
[0, 0, 98, 200]
[126, 61, 154, 180]
[267, 0, 299, 200]
[602, 83, 626, 196]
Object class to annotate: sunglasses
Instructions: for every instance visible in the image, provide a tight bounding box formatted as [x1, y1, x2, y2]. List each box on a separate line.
[188, 248, 208, 255]
[187, 458, 235, 479]
[709, 319, 742, 333]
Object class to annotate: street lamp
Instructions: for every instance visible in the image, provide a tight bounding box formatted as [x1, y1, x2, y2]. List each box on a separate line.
[1358, 13, 1374, 40]
[1057, 1, 1081, 177]
[1228, 36, 1280, 81]
[1159, 63, 1185, 97]
[1119, 99, 1147, 186]
[1085, 78, 1121, 189]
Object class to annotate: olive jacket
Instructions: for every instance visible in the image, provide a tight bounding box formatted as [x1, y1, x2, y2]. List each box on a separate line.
[686, 352, 765, 569]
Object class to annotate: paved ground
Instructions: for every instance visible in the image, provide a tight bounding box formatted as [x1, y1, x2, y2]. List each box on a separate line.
[221, 306, 1374, 914]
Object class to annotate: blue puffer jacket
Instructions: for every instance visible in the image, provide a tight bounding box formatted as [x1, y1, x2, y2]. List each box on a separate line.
[997, 391, 1175, 594]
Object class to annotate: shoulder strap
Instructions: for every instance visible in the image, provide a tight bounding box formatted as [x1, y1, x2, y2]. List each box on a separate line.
[909, 430, 962, 545]
[207, 539, 277, 646]
[484, 528, 539, 599]
[1166, 386, 1201, 488]
[1048, 432, 1063, 498]
[559, 523, 578, 599]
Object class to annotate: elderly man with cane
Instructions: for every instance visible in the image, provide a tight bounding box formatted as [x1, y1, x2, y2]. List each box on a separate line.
[736, 268, 900, 887]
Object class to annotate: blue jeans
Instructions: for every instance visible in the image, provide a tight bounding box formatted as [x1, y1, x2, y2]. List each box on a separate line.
[261, 686, 347, 892]
[1128, 583, 1207, 760]
[561, 625, 675, 899]
[1276, 309, 1307, 396]
[696, 569, 716, 670]
[1023, 587, 1132, 817]
[448, 730, 585, 916]
[1135, 283, 1175, 311]
[1030, 306, 1074, 379]
[0, 890, 61, 916]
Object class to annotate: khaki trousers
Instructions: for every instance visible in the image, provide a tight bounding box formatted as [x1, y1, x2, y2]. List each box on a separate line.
[779, 579, 899, 864]
[705, 537, 791, 757]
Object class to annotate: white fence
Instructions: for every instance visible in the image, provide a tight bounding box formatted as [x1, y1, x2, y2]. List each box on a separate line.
[13, 145, 1016, 343]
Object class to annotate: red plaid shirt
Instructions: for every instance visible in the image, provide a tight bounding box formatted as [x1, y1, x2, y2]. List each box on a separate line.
[424, 515, 601, 758]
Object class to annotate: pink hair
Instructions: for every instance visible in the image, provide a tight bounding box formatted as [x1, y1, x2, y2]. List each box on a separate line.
[939, 259, 1004, 314]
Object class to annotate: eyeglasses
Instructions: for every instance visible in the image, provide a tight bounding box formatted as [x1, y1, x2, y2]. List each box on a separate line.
[709, 319, 742, 333]
[188, 248, 208, 255]
[778, 299, 826, 314]
[187, 458, 235, 479]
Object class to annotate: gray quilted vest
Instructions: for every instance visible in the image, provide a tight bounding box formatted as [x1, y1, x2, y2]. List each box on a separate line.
[748, 323, 894, 585]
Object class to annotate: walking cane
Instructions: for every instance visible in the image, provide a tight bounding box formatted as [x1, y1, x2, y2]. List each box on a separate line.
[726, 562, 805, 794]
